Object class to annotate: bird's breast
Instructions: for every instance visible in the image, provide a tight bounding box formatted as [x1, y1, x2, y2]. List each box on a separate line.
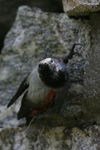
[27, 84, 51, 104]
[26, 66, 54, 105]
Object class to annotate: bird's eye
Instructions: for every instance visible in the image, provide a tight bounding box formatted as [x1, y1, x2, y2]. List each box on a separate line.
[50, 60, 54, 63]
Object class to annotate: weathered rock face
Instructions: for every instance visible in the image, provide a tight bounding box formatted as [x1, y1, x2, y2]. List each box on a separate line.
[1, 5, 100, 150]
[0, 6, 91, 128]
[0, 0, 63, 52]
[1, 124, 100, 149]
[62, 0, 100, 16]
[83, 12, 100, 121]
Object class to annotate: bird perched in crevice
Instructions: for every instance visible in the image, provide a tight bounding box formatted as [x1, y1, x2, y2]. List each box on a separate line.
[7, 44, 79, 125]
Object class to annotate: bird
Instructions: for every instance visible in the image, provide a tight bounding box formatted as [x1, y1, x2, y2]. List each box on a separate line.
[7, 44, 79, 125]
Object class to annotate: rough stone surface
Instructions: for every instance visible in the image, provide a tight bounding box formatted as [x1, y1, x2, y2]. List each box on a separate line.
[1, 125, 100, 150]
[0, 0, 63, 52]
[62, 0, 100, 16]
[83, 12, 100, 122]
[0, 6, 91, 129]
[1, 5, 100, 150]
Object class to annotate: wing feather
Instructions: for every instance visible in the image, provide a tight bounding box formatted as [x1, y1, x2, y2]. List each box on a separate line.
[7, 75, 29, 108]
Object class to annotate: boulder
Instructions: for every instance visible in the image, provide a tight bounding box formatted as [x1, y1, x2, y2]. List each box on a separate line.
[1, 5, 100, 150]
[0, 6, 90, 128]
[0, 0, 63, 52]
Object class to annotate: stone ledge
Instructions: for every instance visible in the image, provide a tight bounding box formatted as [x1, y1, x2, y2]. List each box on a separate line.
[62, 0, 100, 16]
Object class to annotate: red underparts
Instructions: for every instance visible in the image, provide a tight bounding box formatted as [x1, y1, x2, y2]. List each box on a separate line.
[29, 90, 57, 117]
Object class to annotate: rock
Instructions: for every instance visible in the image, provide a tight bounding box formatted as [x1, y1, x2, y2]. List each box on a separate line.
[0, 127, 29, 150]
[0, 0, 63, 52]
[83, 12, 100, 122]
[0, 6, 91, 129]
[1, 5, 100, 149]
[25, 124, 100, 150]
[62, 0, 100, 16]
[0, 125, 100, 150]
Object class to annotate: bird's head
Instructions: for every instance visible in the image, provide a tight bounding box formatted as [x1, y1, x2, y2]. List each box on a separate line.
[38, 58, 69, 89]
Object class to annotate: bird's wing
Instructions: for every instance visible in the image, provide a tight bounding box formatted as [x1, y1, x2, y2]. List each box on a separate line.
[17, 91, 35, 125]
[7, 75, 29, 108]
[17, 91, 31, 120]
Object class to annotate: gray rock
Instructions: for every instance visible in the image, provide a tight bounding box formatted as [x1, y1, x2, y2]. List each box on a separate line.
[0, 125, 100, 150]
[83, 12, 100, 123]
[0, 6, 91, 129]
[62, 0, 100, 16]
[1, 5, 100, 150]
[0, 0, 63, 52]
